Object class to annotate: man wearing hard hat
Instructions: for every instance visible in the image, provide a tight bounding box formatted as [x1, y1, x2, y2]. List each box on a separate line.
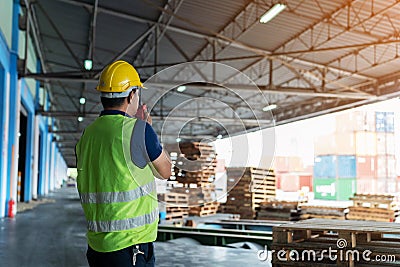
[76, 60, 171, 267]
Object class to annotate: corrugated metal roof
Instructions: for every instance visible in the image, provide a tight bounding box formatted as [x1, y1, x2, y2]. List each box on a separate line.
[172, 0, 249, 34]
[30, 0, 400, 165]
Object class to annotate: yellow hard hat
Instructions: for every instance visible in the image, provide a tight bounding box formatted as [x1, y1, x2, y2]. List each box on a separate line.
[96, 60, 144, 98]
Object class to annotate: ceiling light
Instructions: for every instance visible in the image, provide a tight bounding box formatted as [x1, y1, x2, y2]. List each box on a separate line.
[260, 3, 286, 24]
[177, 86, 186, 92]
[176, 137, 182, 142]
[84, 59, 93, 71]
[262, 104, 277, 112]
[79, 97, 86, 105]
[217, 134, 223, 139]
[78, 116, 84, 122]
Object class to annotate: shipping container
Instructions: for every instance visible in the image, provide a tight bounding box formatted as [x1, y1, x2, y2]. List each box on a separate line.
[337, 155, 356, 178]
[357, 177, 377, 194]
[356, 156, 376, 178]
[376, 133, 395, 155]
[335, 111, 375, 132]
[279, 173, 299, 192]
[314, 155, 356, 179]
[315, 131, 378, 156]
[273, 156, 304, 172]
[299, 174, 313, 192]
[386, 112, 395, 132]
[314, 133, 356, 155]
[313, 178, 337, 200]
[376, 112, 386, 132]
[314, 133, 355, 155]
[279, 173, 313, 192]
[376, 155, 396, 178]
[377, 178, 397, 194]
[314, 156, 336, 179]
[355, 132, 377, 156]
[376, 112, 394, 133]
[337, 178, 357, 201]
[314, 178, 356, 201]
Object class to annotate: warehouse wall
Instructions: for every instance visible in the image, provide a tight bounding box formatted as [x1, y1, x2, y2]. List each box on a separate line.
[0, 0, 68, 218]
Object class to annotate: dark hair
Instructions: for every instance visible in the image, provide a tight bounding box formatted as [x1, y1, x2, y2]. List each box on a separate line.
[100, 97, 127, 109]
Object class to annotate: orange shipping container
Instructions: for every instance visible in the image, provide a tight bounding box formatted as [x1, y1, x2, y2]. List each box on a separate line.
[356, 156, 376, 179]
[335, 111, 375, 133]
[314, 132, 355, 155]
[273, 156, 304, 172]
[280, 173, 312, 192]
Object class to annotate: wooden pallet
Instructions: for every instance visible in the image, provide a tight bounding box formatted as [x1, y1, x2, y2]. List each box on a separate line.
[299, 205, 347, 220]
[164, 193, 189, 205]
[224, 167, 276, 219]
[350, 194, 398, 210]
[189, 202, 220, 217]
[347, 194, 399, 222]
[256, 200, 302, 221]
[347, 207, 398, 222]
[272, 219, 400, 266]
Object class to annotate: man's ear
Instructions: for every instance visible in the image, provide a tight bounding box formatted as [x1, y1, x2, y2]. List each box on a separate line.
[127, 91, 135, 104]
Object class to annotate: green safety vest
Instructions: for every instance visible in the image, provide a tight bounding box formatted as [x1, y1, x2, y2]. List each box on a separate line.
[76, 115, 158, 252]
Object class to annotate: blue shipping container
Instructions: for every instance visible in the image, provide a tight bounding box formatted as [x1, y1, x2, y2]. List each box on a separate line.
[376, 112, 394, 133]
[314, 155, 336, 179]
[337, 155, 356, 178]
[386, 112, 395, 133]
[376, 112, 386, 132]
[314, 155, 356, 179]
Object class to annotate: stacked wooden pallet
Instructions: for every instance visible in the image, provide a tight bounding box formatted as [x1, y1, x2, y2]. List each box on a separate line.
[182, 142, 216, 185]
[168, 142, 217, 185]
[224, 167, 276, 219]
[300, 205, 347, 220]
[167, 142, 219, 217]
[272, 219, 400, 266]
[256, 200, 301, 221]
[170, 184, 216, 205]
[347, 194, 399, 222]
[188, 201, 220, 217]
[158, 193, 189, 221]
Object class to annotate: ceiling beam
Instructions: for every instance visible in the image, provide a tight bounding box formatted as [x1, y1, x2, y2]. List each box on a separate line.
[133, 0, 184, 68]
[96, 25, 156, 78]
[53, 0, 374, 81]
[22, 72, 376, 99]
[87, 0, 99, 63]
[271, 40, 400, 56]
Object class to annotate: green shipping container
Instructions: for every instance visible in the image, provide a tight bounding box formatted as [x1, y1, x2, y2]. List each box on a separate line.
[313, 178, 337, 200]
[314, 178, 356, 201]
[337, 178, 356, 201]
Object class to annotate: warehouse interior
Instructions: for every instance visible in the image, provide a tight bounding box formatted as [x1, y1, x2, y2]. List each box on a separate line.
[1, 0, 400, 266]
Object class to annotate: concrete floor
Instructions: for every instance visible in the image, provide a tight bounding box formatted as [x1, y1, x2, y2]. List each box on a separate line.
[0, 187, 271, 267]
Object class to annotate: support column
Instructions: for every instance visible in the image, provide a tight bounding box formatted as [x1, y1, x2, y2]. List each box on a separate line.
[24, 106, 34, 202]
[44, 132, 50, 194]
[49, 139, 55, 191]
[31, 115, 39, 199]
[0, 70, 10, 217]
[38, 124, 47, 196]
[6, 0, 21, 215]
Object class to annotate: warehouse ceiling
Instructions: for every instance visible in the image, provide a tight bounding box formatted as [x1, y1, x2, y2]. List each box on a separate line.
[21, 0, 400, 166]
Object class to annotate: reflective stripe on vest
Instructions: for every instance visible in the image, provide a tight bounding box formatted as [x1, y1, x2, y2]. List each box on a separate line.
[79, 180, 156, 204]
[87, 208, 158, 232]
